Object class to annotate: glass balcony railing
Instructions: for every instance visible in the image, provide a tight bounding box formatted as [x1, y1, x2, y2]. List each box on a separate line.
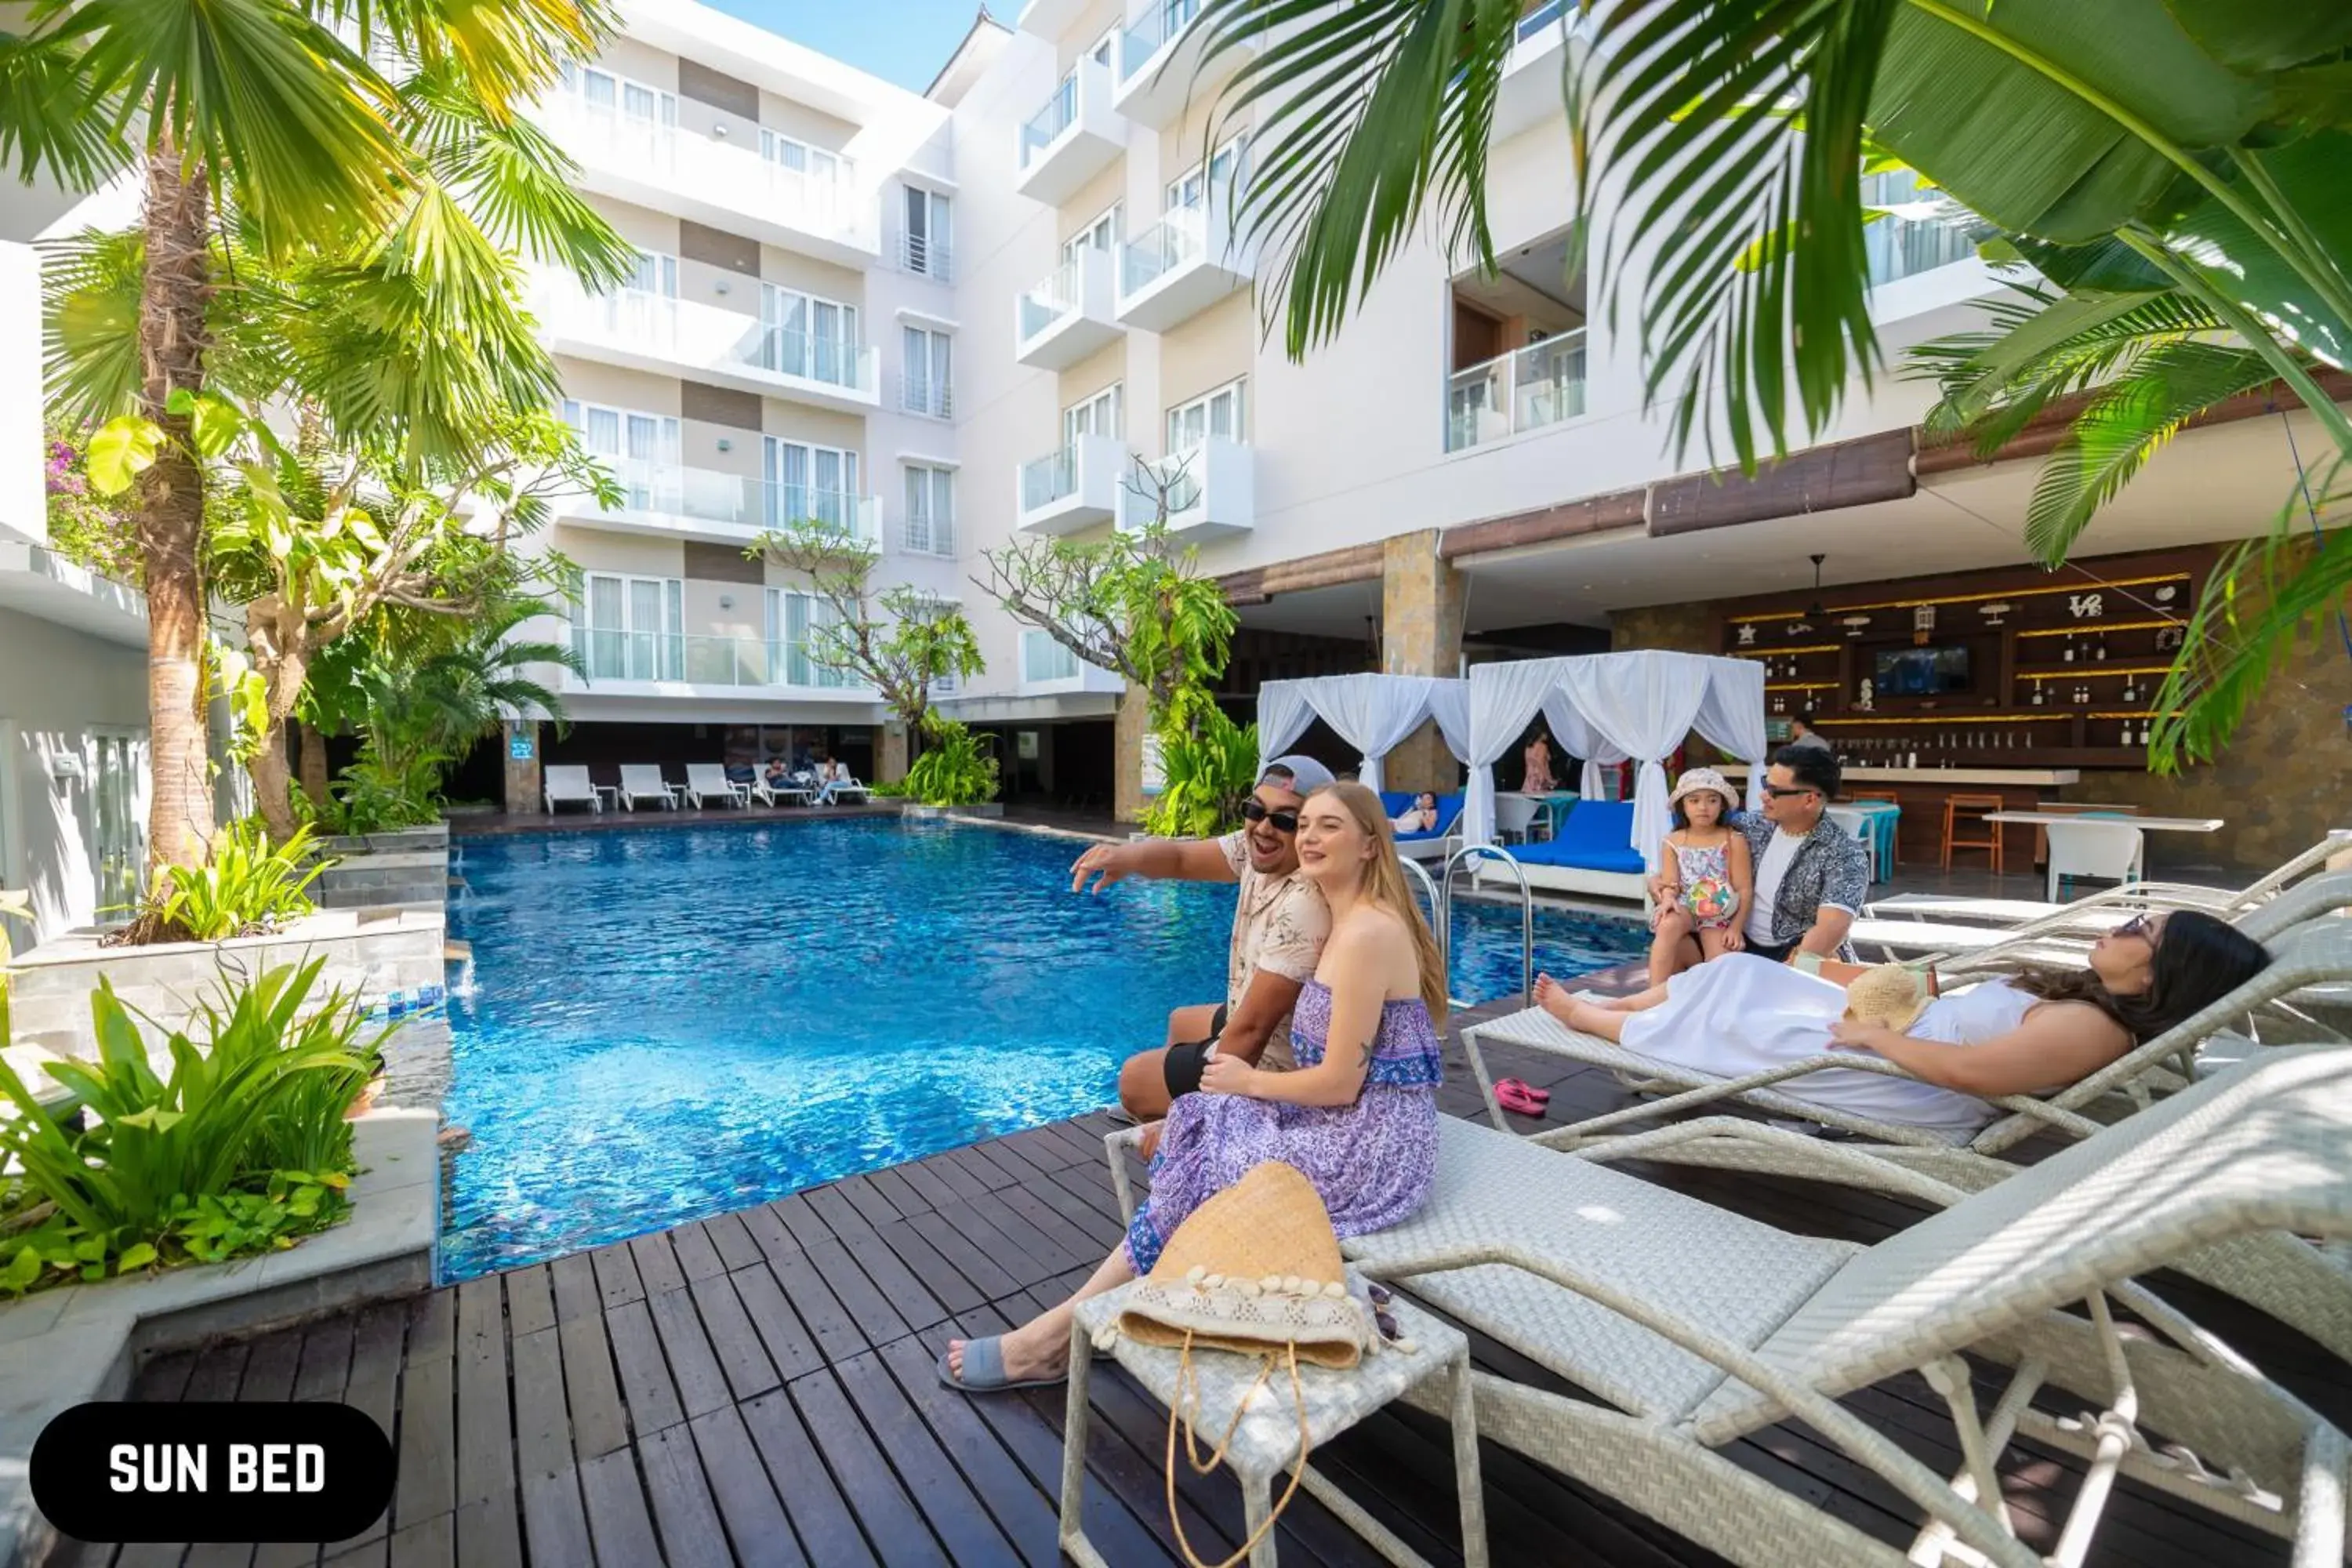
[532, 280, 874, 394]
[753, 326, 873, 391]
[539, 93, 860, 241]
[1862, 169, 1988, 285]
[579, 463, 877, 542]
[1018, 257, 1084, 340]
[1121, 209, 1208, 296]
[564, 626, 863, 689]
[1120, 0, 1203, 82]
[1020, 448, 1080, 511]
[1515, 0, 1566, 43]
[1020, 74, 1080, 168]
[1444, 328, 1588, 452]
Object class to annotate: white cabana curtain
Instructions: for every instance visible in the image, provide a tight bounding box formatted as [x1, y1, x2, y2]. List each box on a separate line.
[1256, 675, 1470, 792]
[1691, 659, 1771, 811]
[1425, 681, 1472, 766]
[1465, 652, 1768, 872]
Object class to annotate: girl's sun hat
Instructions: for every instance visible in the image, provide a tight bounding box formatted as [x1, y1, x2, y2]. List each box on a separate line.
[1669, 767, 1737, 814]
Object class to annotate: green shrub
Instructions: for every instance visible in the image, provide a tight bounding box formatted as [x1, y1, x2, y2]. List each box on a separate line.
[151, 819, 330, 942]
[1144, 704, 1260, 838]
[0, 959, 385, 1294]
[320, 747, 445, 835]
[904, 718, 1000, 808]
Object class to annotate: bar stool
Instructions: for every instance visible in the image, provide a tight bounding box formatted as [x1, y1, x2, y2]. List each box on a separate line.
[1941, 793, 2005, 873]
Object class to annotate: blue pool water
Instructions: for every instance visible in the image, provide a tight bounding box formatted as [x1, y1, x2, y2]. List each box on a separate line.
[441, 819, 1642, 1279]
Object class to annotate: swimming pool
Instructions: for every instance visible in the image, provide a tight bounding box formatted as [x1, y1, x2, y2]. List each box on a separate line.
[440, 818, 1642, 1279]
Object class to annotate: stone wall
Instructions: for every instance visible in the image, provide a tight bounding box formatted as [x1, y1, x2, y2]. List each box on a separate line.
[1608, 601, 1714, 655]
[502, 720, 540, 814]
[1113, 685, 1149, 825]
[1382, 530, 1468, 793]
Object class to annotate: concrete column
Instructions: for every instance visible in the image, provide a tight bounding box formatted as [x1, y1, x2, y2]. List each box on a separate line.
[877, 720, 909, 784]
[502, 720, 540, 815]
[1114, 685, 1150, 825]
[1381, 529, 1467, 793]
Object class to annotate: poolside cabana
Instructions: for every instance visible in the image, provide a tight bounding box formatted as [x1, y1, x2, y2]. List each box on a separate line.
[1464, 652, 1769, 898]
[1254, 673, 1470, 793]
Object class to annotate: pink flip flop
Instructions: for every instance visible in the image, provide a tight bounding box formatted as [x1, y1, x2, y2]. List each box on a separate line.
[1494, 1079, 1549, 1118]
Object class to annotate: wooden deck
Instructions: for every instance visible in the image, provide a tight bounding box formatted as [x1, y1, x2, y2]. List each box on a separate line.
[72, 1013, 2348, 1568]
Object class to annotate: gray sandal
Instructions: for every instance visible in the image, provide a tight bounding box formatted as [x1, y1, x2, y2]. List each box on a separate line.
[938, 1335, 1068, 1393]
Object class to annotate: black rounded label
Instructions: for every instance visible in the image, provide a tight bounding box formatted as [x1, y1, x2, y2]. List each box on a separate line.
[31, 1402, 395, 1542]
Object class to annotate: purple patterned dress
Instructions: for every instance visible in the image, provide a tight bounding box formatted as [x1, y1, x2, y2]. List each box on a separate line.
[1124, 979, 1443, 1273]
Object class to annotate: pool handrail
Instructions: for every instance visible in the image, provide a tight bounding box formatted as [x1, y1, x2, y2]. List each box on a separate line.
[1440, 844, 1535, 1013]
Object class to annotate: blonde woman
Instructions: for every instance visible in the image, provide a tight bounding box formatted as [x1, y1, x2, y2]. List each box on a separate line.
[943, 780, 1448, 1392]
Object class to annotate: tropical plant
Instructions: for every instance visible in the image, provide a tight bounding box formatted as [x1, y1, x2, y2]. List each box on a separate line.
[318, 746, 448, 836]
[1200, 0, 2352, 754]
[1143, 700, 1261, 839]
[0, 959, 382, 1293]
[746, 518, 986, 748]
[902, 717, 1000, 808]
[9, 0, 632, 891]
[147, 818, 328, 942]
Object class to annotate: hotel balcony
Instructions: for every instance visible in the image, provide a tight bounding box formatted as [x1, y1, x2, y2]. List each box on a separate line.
[531, 280, 880, 414]
[1014, 56, 1124, 206]
[1116, 201, 1252, 333]
[557, 626, 873, 697]
[1015, 433, 1131, 536]
[1114, 0, 1247, 130]
[1140, 437, 1253, 543]
[1019, 630, 1124, 696]
[1494, 1, 1578, 142]
[1014, 0, 1088, 37]
[1014, 247, 1123, 370]
[535, 93, 877, 266]
[558, 463, 879, 549]
[1444, 329, 1588, 453]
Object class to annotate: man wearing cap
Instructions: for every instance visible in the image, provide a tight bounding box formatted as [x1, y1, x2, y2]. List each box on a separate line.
[1069, 755, 1337, 1122]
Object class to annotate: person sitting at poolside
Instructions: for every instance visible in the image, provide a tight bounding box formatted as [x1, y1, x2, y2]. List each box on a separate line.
[1733, 744, 1872, 965]
[945, 780, 1446, 1392]
[1392, 789, 1440, 836]
[812, 754, 849, 805]
[763, 757, 793, 791]
[1532, 908, 2267, 1135]
[1069, 756, 1337, 1126]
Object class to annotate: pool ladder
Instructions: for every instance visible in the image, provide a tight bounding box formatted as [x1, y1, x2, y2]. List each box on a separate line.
[1404, 845, 1536, 1012]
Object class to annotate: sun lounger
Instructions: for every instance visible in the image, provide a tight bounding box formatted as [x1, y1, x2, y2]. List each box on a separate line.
[817, 773, 870, 804]
[683, 763, 748, 809]
[1108, 1051, 2352, 1567]
[618, 764, 679, 811]
[746, 775, 809, 807]
[543, 764, 601, 815]
[1378, 791, 1466, 862]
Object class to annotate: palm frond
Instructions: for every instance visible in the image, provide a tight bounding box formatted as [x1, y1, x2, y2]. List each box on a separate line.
[2021, 340, 2275, 561]
[40, 225, 147, 423]
[0, 20, 134, 189]
[307, 0, 615, 117]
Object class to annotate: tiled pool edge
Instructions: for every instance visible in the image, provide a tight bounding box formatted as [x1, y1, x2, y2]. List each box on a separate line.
[0, 1109, 439, 1568]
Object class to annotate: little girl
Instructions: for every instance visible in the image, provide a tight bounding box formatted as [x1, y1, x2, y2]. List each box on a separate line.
[1644, 768, 1752, 985]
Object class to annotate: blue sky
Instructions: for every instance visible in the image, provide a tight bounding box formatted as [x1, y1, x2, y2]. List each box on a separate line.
[702, 0, 988, 93]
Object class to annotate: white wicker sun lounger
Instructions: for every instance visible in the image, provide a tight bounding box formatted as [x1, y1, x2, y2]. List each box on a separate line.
[543, 764, 600, 814]
[618, 764, 679, 811]
[1105, 1051, 2352, 1568]
[1867, 829, 2350, 931]
[683, 763, 748, 809]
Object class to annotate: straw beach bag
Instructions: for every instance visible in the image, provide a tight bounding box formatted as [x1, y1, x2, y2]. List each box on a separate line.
[1094, 1161, 1385, 1568]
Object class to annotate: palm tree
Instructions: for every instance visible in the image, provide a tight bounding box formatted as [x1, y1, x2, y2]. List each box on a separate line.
[1, 0, 627, 896]
[1198, 0, 2352, 750]
[369, 597, 580, 781]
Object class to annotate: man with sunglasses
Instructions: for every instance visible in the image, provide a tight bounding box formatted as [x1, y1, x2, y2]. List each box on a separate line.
[1738, 745, 1871, 966]
[1069, 756, 1338, 1121]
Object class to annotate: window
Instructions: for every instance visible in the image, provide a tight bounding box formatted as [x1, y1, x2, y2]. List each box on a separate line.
[760, 284, 861, 387]
[1088, 27, 1116, 67]
[623, 249, 678, 297]
[1062, 202, 1121, 267]
[561, 64, 676, 142]
[1023, 630, 1080, 684]
[1166, 136, 1246, 212]
[903, 465, 955, 557]
[1063, 383, 1123, 445]
[759, 129, 846, 185]
[1165, 377, 1247, 451]
[771, 589, 850, 688]
[560, 400, 681, 512]
[764, 437, 863, 535]
[902, 186, 952, 279]
[579, 572, 683, 681]
[901, 327, 953, 419]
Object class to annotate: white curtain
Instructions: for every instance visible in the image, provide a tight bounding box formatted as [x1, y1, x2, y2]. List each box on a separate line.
[1555, 652, 1714, 873]
[1690, 659, 1770, 812]
[1540, 695, 1628, 801]
[1254, 680, 1317, 772]
[1299, 673, 1437, 793]
[1425, 679, 1472, 766]
[1463, 659, 1571, 845]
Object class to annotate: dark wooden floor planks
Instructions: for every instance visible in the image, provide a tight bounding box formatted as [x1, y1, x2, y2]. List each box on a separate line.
[105, 1033, 2339, 1568]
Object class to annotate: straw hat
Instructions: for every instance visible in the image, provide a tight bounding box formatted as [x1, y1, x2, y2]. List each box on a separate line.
[1843, 963, 1934, 1033]
[1669, 766, 1737, 813]
[1109, 1161, 1380, 1370]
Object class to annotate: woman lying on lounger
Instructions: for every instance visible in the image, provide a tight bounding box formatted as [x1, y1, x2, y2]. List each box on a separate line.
[1532, 909, 2268, 1134]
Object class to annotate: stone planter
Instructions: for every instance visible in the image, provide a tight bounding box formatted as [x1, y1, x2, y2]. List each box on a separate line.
[949, 803, 1007, 819]
[902, 801, 1005, 821]
[314, 822, 449, 909]
[319, 822, 448, 856]
[6, 907, 445, 1063]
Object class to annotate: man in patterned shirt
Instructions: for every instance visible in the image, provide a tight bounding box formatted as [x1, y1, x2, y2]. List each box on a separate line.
[1737, 745, 1870, 965]
[1068, 756, 1337, 1121]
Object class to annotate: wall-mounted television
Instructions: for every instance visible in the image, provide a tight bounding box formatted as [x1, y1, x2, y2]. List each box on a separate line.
[1873, 644, 1972, 697]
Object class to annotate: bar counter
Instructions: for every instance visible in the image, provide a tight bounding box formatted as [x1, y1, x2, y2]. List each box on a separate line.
[1716, 764, 2085, 866]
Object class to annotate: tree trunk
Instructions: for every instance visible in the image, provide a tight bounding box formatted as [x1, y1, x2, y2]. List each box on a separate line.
[246, 601, 310, 843]
[298, 719, 331, 808]
[136, 144, 216, 887]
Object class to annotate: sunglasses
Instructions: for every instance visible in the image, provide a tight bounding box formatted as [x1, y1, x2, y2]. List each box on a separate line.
[1761, 784, 1818, 799]
[2113, 913, 2160, 942]
[1241, 799, 1300, 834]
